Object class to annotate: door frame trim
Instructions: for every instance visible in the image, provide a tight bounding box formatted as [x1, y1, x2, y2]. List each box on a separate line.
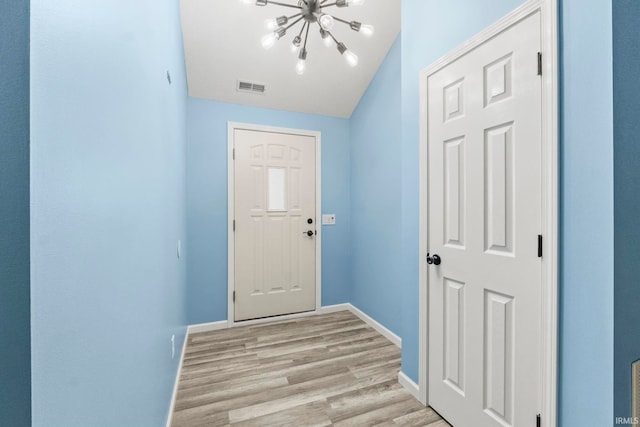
[417, 1, 558, 426]
[227, 122, 322, 326]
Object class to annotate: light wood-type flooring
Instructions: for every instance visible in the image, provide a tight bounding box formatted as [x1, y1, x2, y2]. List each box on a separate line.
[170, 310, 449, 427]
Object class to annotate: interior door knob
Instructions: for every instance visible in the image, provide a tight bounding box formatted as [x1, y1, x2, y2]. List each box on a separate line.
[427, 253, 441, 266]
[303, 230, 314, 237]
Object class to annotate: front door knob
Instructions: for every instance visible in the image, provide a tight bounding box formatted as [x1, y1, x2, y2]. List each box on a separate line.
[303, 230, 314, 237]
[427, 253, 441, 266]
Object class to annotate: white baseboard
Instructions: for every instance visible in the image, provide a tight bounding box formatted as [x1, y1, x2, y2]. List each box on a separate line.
[187, 320, 228, 334]
[347, 304, 401, 348]
[185, 306, 348, 335]
[185, 304, 400, 348]
[318, 303, 352, 314]
[185, 305, 351, 335]
[398, 371, 423, 404]
[166, 332, 188, 427]
[186, 304, 401, 346]
[322, 303, 402, 348]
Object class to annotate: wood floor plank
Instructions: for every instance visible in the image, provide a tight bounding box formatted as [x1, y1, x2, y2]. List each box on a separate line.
[227, 369, 398, 423]
[177, 358, 295, 390]
[169, 310, 447, 427]
[174, 377, 289, 412]
[229, 400, 332, 427]
[174, 371, 352, 425]
[390, 408, 451, 426]
[177, 343, 386, 397]
[286, 364, 351, 385]
[327, 379, 406, 416]
[332, 397, 424, 427]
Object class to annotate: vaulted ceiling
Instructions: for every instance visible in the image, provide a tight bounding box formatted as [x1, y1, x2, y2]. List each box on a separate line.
[180, 0, 401, 118]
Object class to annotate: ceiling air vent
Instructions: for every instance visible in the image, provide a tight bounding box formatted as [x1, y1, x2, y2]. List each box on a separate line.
[237, 80, 266, 95]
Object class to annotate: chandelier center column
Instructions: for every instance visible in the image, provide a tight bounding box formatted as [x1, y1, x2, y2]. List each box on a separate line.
[301, 0, 320, 23]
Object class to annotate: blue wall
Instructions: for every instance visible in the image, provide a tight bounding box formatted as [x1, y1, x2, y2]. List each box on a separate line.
[22, 0, 621, 424]
[614, 0, 640, 419]
[349, 36, 403, 337]
[186, 98, 351, 325]
[30, 0, 188, 425]
[0, 0, 31, 425]
[559, 0, 614, 425]
[400, 0, 525, 384]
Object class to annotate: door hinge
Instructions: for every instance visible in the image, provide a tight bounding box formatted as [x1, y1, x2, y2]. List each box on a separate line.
[538, 234, 543, 258]
[536, 414, 541, 427]
[233, 220, 236, 232]
[233, 291, 236, 303]
[232, 148, 235, 160]
[537, 52, 542, 76]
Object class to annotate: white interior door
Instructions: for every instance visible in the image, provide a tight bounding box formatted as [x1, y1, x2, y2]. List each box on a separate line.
[234, 129, 316, 321]
[426, 12, 542, 427]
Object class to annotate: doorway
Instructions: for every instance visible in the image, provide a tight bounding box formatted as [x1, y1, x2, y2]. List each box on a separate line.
[228, 123, 322, 323]
[418, 2, 558, 426]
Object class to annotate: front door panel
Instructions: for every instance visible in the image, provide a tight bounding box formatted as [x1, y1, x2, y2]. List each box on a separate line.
[234, 129, 316, 321]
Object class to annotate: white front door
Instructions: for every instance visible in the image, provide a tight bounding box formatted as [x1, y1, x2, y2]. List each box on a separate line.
[233, 129, 317, 321]
[426, 11, 542, 427]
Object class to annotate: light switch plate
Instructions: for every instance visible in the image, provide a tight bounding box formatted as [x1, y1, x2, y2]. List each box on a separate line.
[322, 214, 336, 225]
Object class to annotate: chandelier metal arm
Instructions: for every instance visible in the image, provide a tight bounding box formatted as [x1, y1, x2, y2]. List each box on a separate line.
[321, 2, 338, 7]
[303, 20, 311, 49]
[332, 16, 350, 25]
[296, 21, 308, 38]
[265, 1, 300, 9]
[326, 30, 339, 44]
[284, 15, 305, 31]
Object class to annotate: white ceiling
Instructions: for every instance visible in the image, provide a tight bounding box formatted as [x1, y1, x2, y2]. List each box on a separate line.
[180, 0, 401, 118]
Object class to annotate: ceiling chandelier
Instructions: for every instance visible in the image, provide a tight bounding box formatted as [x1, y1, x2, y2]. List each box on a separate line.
[242, 0, 374, 75]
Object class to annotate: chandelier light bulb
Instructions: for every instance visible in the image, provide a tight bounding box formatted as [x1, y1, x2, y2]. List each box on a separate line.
[318, 14, 335, 31]
[261, 32, 278, 49]
[344, 49, 359, 67]
[296, 48, 308, 75]
[296, 58, 307, 75]
[349, 21, 373, 36]
[360, 24, 374, 36]
[336, 42, 358, 66]
[265, 15, 288, 30]
[350, 0, 365, 5]
[265, 18, 278, 30]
